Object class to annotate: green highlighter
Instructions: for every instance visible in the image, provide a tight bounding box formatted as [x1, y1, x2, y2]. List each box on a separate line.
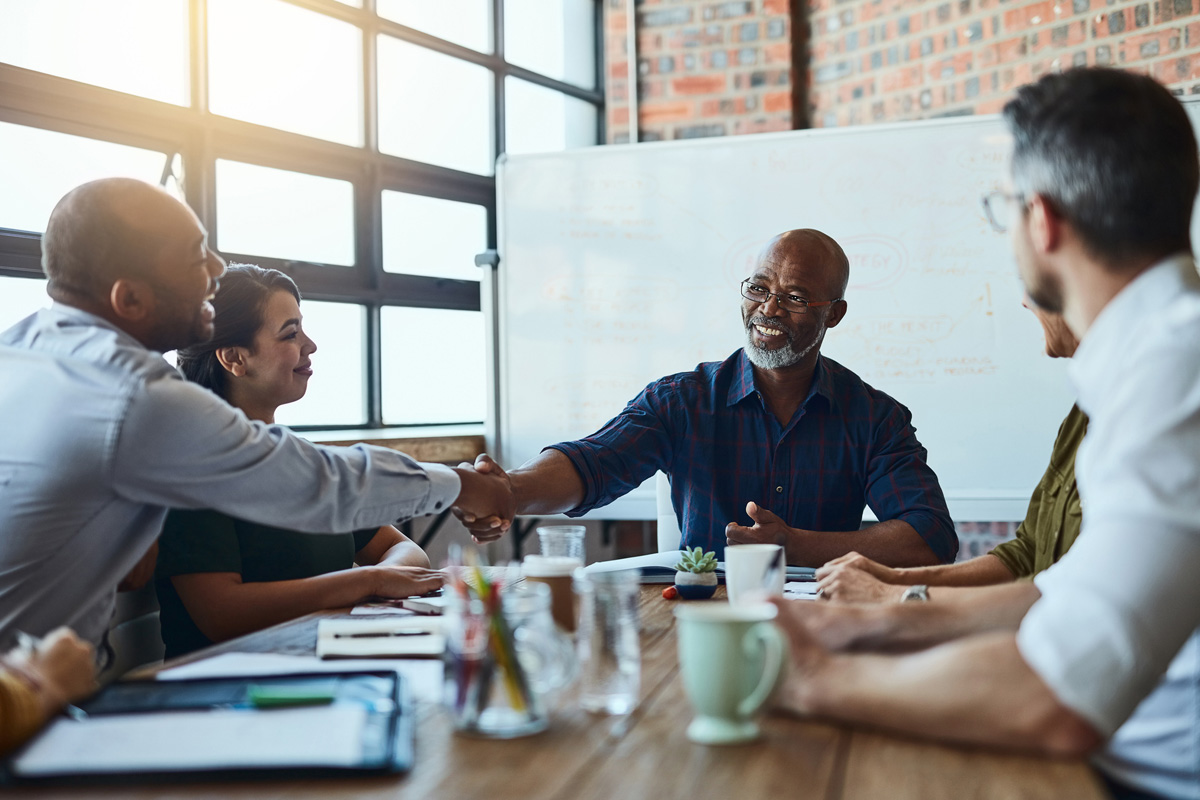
[247, 680, 338, 709]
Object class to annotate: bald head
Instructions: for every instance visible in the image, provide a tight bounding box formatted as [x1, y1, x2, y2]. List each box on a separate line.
[42, 178, 197, 304]
[758, 229, 850, 300]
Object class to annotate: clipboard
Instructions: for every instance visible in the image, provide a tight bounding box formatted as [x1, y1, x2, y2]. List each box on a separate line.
[1, 671, 414, 786]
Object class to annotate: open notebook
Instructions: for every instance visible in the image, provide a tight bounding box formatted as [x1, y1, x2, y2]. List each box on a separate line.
[581, 552, 817, 584]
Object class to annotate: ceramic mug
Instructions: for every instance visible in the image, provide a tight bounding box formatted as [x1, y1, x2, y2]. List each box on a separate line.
[724, 544, 786, 606]
[674, 602, 786, 744]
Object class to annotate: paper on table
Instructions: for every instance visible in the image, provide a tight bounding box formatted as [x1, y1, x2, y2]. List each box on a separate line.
[316, 617, 445, 659]
[784, 581, 822, 602]
[156, 652, 444, 701]
[352, 602, 416, 616]
[12, 706, 366, 776]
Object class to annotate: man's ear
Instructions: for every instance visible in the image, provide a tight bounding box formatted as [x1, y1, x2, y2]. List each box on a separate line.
[215, 346, 249, 377]
[1026, 194, 1063, 254]
[824, 299, 848, 329]
[108, 278, 154, 323]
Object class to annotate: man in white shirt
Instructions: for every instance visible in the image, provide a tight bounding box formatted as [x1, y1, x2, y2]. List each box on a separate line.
[769, 68, 1200, 800]
[0, 178, 514, 649]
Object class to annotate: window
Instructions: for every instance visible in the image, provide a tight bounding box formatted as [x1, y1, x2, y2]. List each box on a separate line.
[505, 77, 599, 156]
[0, 276, 49, 332]
[377, 37, 494, 175]
[275, 301, 367, 427]
[207, 0, 363, 146]
[377, 0, 491, 52]
[216, 160, 355, 267]
[0, 0, 190, 105]
[504, 0, 597, 89]
[0, 122, 168, 234]
[381, 306, 487, 425]
[382, 192, 487, 280]
[0, 0, 601, 430]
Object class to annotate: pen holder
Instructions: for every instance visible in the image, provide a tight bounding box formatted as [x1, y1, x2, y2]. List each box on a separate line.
[444, 582, 575, 738]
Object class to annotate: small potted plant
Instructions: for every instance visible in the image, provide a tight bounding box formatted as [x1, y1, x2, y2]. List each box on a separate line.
[673, 547, 719, 599]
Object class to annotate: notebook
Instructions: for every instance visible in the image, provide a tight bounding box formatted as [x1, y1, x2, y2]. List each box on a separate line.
[1, 672, 413, 785]
[581, 552, 818, 584]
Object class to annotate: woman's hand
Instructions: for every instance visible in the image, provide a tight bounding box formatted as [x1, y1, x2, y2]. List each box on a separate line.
[366, 566, 445, 599]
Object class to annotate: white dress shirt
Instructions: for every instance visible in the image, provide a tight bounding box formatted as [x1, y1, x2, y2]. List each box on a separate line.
[1017, 254, 1200, 800]
[0, 304, 461, 647]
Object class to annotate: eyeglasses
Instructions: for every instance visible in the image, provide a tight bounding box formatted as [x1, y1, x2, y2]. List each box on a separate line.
[981, 190, 1027, 233]
[740, 280, 841, 315]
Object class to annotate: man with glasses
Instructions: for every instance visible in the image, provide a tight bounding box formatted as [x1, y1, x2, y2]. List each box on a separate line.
[458, 228, 957, 568]
[769, 68, 1200, 800]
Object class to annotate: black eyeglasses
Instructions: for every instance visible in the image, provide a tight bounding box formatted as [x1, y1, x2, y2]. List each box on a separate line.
[741, 280, 841, 315]
[981, 190, 1027, 233]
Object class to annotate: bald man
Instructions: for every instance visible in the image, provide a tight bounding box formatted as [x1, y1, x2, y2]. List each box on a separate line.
[0, 178, 513, 650]
[458, 229, 957, 567]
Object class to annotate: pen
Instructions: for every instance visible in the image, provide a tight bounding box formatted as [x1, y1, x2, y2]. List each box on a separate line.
[762, 547, 783, 594]
[332, 631, 432, 638]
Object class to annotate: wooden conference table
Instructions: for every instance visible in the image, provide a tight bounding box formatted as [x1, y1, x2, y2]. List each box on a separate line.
[14, 587, 1108, 800]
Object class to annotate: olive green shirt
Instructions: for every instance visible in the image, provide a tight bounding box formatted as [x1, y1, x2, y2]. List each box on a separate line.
[990, 405, 1088, 578]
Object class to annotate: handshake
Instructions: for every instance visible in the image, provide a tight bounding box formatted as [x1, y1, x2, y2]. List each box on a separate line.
[450, 454, 516, 543]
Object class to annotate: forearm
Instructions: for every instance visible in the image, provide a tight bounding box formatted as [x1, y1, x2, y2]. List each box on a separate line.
[793, 633, 1100, 756]
[787, 521, 939, 568]
[891, 554, 1016, 587]
[0, 670, 50, 753]
[175, 569, 377, 643]
[846, 581, 1042, 652]
[509, 450, 586, 516]
[377, 540, 430, 568]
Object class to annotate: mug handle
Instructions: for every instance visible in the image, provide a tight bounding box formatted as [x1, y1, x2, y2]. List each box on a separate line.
[737, 622, 787, 718]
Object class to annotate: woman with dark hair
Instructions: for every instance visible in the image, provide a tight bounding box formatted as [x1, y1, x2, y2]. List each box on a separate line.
[155, 265, 442, 658]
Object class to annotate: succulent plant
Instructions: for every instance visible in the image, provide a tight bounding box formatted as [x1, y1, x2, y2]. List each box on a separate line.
[674, 546, 718, 574]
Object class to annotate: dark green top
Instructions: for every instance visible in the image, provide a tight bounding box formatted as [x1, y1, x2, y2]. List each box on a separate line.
[155, 509, 377, 659]
[989, 404, 1088, 579]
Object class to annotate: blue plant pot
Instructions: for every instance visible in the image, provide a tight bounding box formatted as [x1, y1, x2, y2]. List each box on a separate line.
[674, 571, 718, 600]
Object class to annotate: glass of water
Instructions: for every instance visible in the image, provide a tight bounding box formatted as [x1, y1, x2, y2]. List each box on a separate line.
[573, 568, 640, 715]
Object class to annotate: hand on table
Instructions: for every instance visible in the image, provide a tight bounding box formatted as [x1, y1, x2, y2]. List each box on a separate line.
[452, 454, 515, 543]
[726, 502, 793, 549]
[769, 598, 834, 717]
[7, 628, 97, 713]
[815, 553, 906, 604]
[367, 565, 445, 599]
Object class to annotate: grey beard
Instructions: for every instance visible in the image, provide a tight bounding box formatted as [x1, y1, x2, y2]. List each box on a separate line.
[743, 324, 823, 370]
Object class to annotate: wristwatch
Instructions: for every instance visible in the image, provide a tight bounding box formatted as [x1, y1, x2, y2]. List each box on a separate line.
[901, 584, 930, 603]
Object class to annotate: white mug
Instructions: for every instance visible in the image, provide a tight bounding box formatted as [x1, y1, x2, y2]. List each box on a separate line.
[724, 544, 785, 605]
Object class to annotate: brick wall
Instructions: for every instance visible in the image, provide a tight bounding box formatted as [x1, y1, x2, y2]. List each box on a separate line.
[604, 0, 1200, 140]
[808, 0, 1200, 127]
[604, 0, 797, 142]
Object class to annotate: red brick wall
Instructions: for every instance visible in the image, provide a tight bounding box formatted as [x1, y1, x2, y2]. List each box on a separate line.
[808, 0, 1200, 127]
[604, 0, 796, 142]
[604, 0, 1200, 140]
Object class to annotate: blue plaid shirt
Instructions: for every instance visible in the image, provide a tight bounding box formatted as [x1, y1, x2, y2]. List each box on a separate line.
[549, 349, 957, 562]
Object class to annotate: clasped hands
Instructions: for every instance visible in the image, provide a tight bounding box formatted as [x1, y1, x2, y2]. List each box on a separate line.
[452, 454, 515, 543]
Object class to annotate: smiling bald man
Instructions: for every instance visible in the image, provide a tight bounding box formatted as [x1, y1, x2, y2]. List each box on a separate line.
[457, 228, 957, 568]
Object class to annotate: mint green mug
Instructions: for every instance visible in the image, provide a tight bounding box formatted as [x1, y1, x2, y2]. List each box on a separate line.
[674, 603, 787, 744]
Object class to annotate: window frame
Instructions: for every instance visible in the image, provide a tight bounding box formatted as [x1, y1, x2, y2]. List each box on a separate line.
[0, 0, 605, 431]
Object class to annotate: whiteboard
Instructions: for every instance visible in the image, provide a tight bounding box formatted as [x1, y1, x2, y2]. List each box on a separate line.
[495, 103, 1200, 522]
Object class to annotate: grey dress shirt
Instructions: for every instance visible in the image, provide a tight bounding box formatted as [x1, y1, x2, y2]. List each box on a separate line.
[0, 304, 460, 647]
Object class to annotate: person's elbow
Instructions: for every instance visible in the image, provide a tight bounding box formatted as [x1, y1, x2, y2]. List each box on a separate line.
[1024, 702, 1105, 758]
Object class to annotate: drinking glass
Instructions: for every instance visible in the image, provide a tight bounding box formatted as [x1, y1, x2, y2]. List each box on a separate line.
[444, 581, 575, 738]
[574, 568, 640, 715]
[537, 525, 585, 561]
